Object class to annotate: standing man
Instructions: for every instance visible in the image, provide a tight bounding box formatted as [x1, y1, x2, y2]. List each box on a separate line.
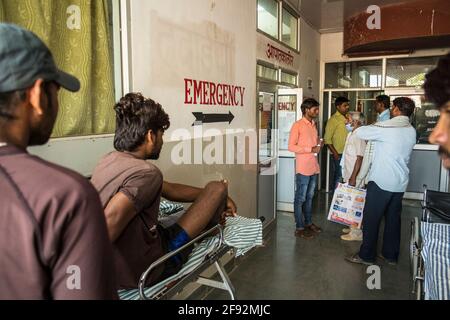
[324, 97, 350, 191]
[340, 112, 367, 242]
[375, 95, 391, 123]
[358, 95, 392, 187]
[288, 98, 324, 239]
[0, 24, 116, 299]
[346, 97, 416, 265]
[341, 112, 367, 189]
[424, 53, 450, 169]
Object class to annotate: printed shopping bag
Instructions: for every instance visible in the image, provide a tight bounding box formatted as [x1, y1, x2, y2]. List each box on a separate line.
[327, 183, 366, 228]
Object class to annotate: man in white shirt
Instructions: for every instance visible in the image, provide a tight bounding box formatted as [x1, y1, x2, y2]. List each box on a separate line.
[346, 98, 416, 266]
[340, 112, 366, 241]
[341, 112, 367, 188]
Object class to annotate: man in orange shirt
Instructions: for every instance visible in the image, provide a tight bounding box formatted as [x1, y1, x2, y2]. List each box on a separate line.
[288, 98, 324, 239]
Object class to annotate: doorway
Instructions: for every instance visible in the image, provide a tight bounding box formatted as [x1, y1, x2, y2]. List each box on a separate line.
[257, 80, 303, 225]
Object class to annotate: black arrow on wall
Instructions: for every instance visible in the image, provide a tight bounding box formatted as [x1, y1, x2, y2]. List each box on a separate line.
[192, 112, 235, 126]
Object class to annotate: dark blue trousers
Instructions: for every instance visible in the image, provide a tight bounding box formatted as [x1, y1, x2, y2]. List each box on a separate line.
[358, 182, 404, 262]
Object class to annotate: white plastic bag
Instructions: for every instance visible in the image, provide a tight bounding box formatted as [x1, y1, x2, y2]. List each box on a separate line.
[327, 183, 366, 228]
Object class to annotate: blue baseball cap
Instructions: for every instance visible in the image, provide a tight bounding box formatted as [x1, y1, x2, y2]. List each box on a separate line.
[0, 23, 80, 93]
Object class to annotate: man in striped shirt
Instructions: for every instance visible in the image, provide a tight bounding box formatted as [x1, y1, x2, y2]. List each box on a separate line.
[289, 98, 324, 239]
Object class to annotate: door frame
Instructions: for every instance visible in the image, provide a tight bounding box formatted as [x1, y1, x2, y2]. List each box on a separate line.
[256, 80, 280, 227]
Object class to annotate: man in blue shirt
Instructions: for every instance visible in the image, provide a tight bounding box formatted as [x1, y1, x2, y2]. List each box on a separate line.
[376, 95, 391, 123]
[346, 97, 416, 265]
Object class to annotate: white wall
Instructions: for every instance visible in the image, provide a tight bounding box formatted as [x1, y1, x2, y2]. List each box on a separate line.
[298, 18, 321, 100]
[129, 0, 257, 140]
[320, 32, 344, 63]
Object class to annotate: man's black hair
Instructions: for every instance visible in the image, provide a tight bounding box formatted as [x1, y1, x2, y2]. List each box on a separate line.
[393, 97, 415, 118]
[424, 53, 450, 109]
[335, 96, 350, 108]
[301, 98, 320, 115]
[114, 93, 170, 152]
[376, 95, 390, 110]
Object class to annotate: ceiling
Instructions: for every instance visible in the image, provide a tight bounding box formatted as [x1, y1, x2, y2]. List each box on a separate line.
[291, 0, 416, 33]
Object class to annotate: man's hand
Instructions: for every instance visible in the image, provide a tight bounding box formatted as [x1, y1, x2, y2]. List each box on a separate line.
[219, 179, 237, 222]
[332, 153, 340, 161]
[225, 196, 237, 217]
[348, 177, 357, 187]
[312, 146, 321, 154]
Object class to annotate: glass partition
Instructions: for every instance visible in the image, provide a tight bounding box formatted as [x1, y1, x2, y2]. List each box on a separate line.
[277, 94, 297, 150]
[258, 92, 276, 160]
[257, 63, 278, 82]
[257, 0, 279, 39]
[325, 60, 382, 89]
[281, 70, 297, 86]
[388, 94, 440, 144]
[281, 6, 298, 49]
[386, 56, 441, 88]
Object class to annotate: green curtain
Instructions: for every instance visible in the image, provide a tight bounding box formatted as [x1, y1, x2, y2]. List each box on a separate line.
[0, 0, 116, 137]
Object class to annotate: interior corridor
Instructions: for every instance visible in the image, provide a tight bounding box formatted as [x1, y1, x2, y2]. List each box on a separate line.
[206, 192, 422, 300]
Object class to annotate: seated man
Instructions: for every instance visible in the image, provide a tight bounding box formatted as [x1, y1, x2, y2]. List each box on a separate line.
[340, 112, 367, 241]
[91, 93, 237, 290]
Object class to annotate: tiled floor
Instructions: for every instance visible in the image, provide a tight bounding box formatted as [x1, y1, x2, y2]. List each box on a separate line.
[206, 192, 422, 300]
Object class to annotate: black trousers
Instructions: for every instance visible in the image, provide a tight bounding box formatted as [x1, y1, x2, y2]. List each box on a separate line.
[358, 182, 404, 262]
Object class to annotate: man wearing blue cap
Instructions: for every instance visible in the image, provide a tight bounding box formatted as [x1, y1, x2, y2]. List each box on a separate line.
[0, 24, 117, 299]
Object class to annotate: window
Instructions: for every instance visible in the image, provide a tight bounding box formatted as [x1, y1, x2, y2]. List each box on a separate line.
[386, 56, 441, 88]
[281, 70, 297, 86]
[257, 63, 279, 82]
[0, 0, 119, 138]
[324, 60, 383, 89]
[257, 0, 299, 50]
[281, 6, 298, 49]
[257, 0, 279, 39]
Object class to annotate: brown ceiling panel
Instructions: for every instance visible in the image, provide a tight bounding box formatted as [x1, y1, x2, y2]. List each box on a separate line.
[343, 0, 450, 56]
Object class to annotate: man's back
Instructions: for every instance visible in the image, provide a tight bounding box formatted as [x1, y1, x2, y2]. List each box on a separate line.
[0, 146, 116, 299]
[341, 132, 366, 184]
[91, 151, 165, 289]
[356, 118, 416, 192]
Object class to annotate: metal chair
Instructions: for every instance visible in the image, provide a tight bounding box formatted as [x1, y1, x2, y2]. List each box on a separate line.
[410, 185, 450, 300]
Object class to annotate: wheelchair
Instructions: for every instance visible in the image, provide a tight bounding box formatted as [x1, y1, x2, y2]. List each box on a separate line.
[410, 185, 450, 300]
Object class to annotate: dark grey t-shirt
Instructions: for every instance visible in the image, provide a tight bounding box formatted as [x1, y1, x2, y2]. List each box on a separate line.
[0, 146, 117, 299]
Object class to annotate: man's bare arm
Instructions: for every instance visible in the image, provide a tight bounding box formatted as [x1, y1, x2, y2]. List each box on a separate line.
[327, 144, 340, 160]
[348, 156, 363, 187]
[162, 181, 203, 202]
[104, 192, 137, 242]
[163, 181, 237, 215]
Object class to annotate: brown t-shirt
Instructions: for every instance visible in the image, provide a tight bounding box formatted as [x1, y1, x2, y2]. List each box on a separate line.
[91, 151, 164, 289]
[0, 146, 117, 300]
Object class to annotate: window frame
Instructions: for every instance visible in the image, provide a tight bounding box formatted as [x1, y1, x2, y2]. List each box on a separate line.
[257, 0, 280, 41]
[280, 3, 299, 51]
[257, 0, 300, 53]
[280, 68, 298, 86]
